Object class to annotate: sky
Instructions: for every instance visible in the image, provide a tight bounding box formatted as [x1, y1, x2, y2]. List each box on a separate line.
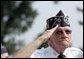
[5, 1, 83, 49]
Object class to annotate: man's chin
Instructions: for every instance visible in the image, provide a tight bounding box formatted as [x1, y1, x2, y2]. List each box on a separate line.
[59, 41, 70, 47]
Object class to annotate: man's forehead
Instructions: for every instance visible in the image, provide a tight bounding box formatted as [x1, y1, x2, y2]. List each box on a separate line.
[57, 26, 71, 30]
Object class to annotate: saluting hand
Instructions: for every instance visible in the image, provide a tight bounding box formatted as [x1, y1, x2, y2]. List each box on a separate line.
[39, 25, 59, 43]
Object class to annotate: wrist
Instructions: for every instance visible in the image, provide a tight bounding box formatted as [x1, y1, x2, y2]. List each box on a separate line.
[38, 35, 48, 43]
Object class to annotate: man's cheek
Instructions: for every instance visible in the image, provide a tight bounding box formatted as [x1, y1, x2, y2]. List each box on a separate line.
[54, 36, 60, 41]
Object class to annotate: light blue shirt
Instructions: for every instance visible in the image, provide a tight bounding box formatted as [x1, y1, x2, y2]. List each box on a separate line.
[30, 46, 83, 58]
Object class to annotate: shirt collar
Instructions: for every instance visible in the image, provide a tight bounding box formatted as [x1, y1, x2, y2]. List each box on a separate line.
[47, 46, 69, 57]
[47, 46, 60, 57]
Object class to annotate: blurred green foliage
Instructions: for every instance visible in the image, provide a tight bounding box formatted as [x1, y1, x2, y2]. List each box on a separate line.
[1, 1, 37, 54]
[77, 7, 83, 25]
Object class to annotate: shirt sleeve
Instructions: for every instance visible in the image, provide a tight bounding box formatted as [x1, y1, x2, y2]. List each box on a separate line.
[66, 47, 83, 58]
[74, 48, 83, 58]
[30, 49, 43, 58]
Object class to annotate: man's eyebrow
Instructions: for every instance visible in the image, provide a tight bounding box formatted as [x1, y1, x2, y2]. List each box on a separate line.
[55, 29, 62, 32]
[56, 28, 71, 30]
[56, 28, 63, 30]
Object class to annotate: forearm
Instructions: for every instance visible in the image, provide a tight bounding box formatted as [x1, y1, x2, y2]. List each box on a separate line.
[13, 25, 59, 58]
[13, 36, 45, 58]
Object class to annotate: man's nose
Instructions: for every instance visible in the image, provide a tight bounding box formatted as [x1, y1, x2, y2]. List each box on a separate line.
[61, 31, 67, 38]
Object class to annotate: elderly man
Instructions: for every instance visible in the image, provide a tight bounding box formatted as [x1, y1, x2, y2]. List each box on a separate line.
[14, 10, 83, 58]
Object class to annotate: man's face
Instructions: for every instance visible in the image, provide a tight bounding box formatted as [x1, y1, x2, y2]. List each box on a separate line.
[48, 26, 72, 49]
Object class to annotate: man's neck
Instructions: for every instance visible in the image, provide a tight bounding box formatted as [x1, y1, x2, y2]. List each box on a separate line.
[51, 45, 67, 54]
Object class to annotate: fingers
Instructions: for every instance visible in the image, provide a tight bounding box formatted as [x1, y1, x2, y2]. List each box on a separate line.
[50, 25, 59, 33]
[46, 25, 59, 38]
[42, 25, 59, 43]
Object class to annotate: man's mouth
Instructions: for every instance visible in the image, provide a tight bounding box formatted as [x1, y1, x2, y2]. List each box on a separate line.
[59, 39, 68, 42]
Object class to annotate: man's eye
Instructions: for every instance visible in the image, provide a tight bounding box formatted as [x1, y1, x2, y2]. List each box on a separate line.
[65, 30, 72, 34]
[56, 30, 63, 35]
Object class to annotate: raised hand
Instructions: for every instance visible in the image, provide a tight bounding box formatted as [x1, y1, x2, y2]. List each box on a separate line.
[39, 25, 59, 43]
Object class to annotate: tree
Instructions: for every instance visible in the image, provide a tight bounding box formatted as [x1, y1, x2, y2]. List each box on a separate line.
[77, 7, 83, 51]
[1, 1, 37, 54]
[77, 7, 83, 25]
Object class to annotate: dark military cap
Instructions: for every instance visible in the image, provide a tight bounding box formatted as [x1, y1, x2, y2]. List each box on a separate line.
[46, 10, 70, 30]
[1, 44, 8, 54]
